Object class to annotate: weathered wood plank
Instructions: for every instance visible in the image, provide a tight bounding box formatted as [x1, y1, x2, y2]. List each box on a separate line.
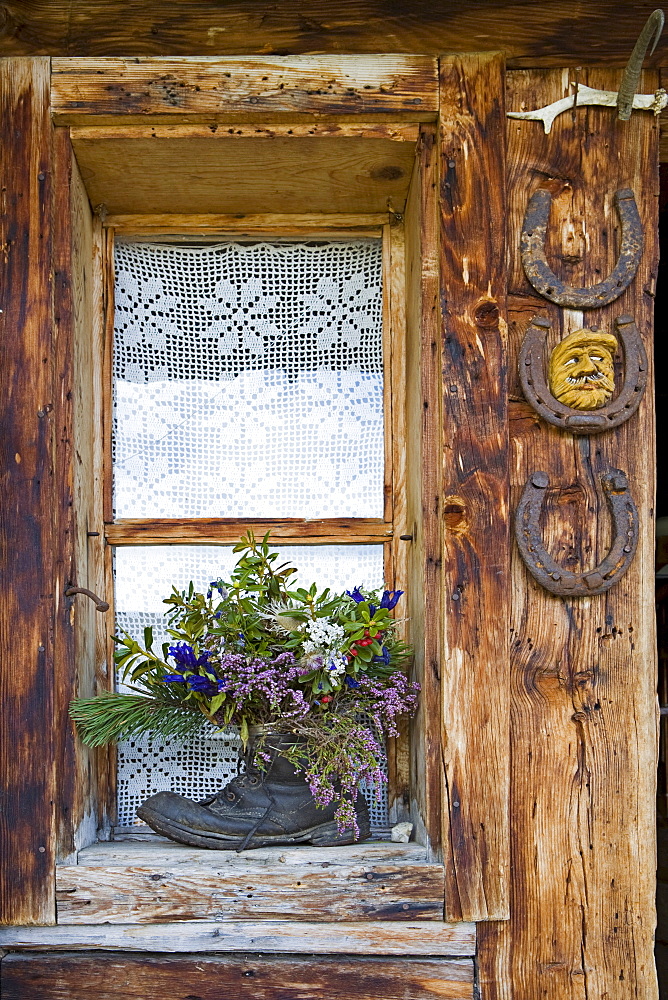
[0, 919, 476, 956]
[71, 123, 421, 142]
[52, 128, 111, 862]
[0, 953, 474, 1000]
[478, 67, 659, 1000]
[73, 839, 431, 866]
[0, 2, 666, 68]
[107, 212, 388, 234]
[404, 125, 443, 858]
[0, 56, 57, 925]
[105, 518, 393, 545]
[438, 53, 510, 922]
[56, 859, 445, 923]
[69, 131, 417, 216]
[51, 56, 439, 124]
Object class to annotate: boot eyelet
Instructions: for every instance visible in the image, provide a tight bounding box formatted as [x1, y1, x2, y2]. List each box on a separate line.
[225, 790, 236, 801]
[248, 776, 260, 785]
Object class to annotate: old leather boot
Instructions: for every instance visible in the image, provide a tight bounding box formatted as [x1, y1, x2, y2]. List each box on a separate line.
[137, 732, 371, 850]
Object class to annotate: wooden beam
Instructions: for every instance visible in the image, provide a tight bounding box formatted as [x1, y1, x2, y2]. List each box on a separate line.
[51, 56, 439, 124]
[71, 123, 421, 142]
[0, 918, 476, 956]
[438, 53, 510, 923]
[478, 67, 659, 1000]
[0, 56, 57, 925]
[1, 2, 667, 68]
[0, 953, 475, 1000]
[105, 518, 393, 545]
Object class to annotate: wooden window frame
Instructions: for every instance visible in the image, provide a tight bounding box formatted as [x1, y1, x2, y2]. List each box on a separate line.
[1, 55, 510, 940]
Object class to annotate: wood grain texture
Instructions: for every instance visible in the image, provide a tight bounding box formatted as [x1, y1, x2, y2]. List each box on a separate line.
[438, 53, 510, 923]
[0, 56, 57, 925]
[0, 953, 474, 1000]
[105, 518, 393, 545]
[0, 918, 476, 956]
[56, 861, 444, 924]
[404, 126, 444, 858]
[73, 839, 432, 866]
[51, 55, 438, 124]
[108, 212, 387, 235]
[385, 217, 412, 822]
[0, 2, 665, 67]
[477, 68, 659, 1000]
[69, 131, 418, 216]
[71, 123, 421, 142]
[56, 840, 444, 925]
[52, 129, 111, 863]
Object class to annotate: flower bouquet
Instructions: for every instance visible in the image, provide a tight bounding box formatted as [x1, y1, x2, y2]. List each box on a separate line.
[71, 533, 419, 848]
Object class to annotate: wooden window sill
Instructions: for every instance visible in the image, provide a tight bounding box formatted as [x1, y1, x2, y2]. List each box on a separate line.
[55, 840, 446, 925]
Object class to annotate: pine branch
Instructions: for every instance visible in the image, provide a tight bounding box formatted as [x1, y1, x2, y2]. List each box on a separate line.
[69, 692, 210, 747]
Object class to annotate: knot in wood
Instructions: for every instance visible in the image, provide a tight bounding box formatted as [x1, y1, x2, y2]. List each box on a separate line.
[443, 496, 469, 534]
[474, 300, 499, 328]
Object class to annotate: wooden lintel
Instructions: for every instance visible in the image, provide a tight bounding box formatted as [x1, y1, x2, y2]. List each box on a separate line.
[51, 56, 439, 124]
[105, 519, 393, 546]
[71, 123, 421, 142]
[107, 213, 388, 234]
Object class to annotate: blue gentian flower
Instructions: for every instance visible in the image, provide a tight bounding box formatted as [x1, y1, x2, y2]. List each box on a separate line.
[380, 589, 404, 610]
[163, 673, 187, 683]
[344, 675, 360, 689]
[373, 645, 391, 666]
[168, 642, 212, 669]
[346, 587, 365, 603]
[187, 675, 224, 694]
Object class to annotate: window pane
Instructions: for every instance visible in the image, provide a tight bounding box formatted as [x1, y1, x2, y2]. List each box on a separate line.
[114, 545, 388, 830]
[113, 241, 384, 518]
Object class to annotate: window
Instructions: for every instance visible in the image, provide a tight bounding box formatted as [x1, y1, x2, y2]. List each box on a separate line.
[106, 231, 405, 834]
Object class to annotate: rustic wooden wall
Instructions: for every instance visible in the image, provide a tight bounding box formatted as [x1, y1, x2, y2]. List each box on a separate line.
[478, 68, 659, 1000]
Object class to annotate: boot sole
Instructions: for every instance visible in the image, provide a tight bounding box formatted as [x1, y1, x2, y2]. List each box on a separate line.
[137, 803, 371, 851]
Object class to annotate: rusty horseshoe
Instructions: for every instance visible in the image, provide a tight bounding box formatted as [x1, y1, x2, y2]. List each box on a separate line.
[521, 187, 643, 308]
[515, 470, 638, 596]
[519, 314, 648, 433]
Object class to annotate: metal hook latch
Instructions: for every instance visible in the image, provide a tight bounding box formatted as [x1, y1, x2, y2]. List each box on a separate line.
[515, 470, 638, 596]
[521, 187, 643, 308]
[519, 314, 648, 433]
[65, 587, 110, 612]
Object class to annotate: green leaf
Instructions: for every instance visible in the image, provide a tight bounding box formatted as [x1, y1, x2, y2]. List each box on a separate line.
[209, 693, 224, 715]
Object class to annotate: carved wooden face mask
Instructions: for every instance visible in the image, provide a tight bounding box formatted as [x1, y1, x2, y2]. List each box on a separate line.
[548, 329, 618, 410]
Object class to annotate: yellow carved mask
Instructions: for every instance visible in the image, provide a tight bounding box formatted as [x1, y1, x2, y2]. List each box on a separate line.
[548, 328, 618, 410]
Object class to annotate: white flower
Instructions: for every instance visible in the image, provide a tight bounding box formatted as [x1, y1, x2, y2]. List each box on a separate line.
[305, 618, 345, 646]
